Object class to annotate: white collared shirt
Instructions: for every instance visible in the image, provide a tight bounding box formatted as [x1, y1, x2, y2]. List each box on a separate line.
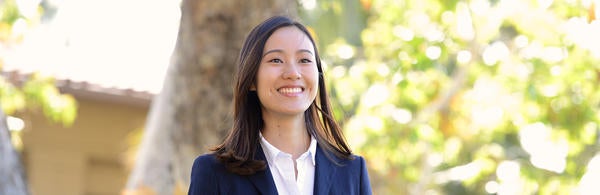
[259, 133, 317, 195]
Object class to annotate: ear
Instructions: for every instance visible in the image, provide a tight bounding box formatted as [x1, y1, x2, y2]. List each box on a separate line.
[250, 84, 256, 91]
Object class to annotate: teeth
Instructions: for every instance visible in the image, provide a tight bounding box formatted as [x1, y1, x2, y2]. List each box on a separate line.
[279, 87, 302, 94]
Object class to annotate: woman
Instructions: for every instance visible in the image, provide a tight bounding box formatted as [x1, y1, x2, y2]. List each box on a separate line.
[188, 16, 372, 195]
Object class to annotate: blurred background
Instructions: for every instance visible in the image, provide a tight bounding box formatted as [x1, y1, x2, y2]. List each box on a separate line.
[1, 0, 600, 194]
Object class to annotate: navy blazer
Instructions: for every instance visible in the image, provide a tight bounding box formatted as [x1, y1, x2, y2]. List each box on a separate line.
[188, 144, 372, 195]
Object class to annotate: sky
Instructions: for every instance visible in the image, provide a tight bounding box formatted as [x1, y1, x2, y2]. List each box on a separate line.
[3, 0, 181, 94]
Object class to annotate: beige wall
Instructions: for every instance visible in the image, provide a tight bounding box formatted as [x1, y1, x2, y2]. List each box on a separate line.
[20, 97, 149, 195]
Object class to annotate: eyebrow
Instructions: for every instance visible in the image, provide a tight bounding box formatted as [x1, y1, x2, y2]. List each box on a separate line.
[263, 49, 314, 57]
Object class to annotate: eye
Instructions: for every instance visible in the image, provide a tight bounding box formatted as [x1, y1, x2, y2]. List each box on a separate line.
[300, 58, 312, 63]
[268, 58, 283, 63]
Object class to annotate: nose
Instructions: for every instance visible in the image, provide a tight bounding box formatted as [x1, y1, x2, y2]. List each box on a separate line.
[283, 64, 301, 80]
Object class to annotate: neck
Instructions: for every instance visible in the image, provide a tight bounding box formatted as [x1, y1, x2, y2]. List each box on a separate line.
[261, 113, 310, 159]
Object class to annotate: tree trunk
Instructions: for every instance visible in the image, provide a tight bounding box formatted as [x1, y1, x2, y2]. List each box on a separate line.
[0, 107, 29, 195]
[125, 1, 297, 194]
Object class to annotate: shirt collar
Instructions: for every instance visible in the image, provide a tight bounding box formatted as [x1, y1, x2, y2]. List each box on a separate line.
[259, 132, 317, 166]
[307, 135, 317, 165]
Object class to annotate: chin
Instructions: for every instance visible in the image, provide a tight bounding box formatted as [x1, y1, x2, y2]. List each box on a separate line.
[278, 107, 310, 116]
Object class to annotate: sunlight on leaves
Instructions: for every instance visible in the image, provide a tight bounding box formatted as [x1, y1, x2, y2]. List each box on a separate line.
[304, 0, 600, 193]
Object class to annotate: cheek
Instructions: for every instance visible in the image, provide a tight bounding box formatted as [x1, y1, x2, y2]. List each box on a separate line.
[255, 67, 279, 99]
[305, 68, 320, 100]
[255, 67, 271, 89]
[306, 67, 319, 87]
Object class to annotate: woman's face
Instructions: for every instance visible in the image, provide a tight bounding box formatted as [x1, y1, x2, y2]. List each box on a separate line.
[253, 26, 319, 117]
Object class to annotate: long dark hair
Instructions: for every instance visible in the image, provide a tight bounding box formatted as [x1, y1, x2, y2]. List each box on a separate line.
[212, 16, 352, 175]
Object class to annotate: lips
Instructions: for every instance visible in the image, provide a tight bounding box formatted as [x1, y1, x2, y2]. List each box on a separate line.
[277, 87, 304, 94]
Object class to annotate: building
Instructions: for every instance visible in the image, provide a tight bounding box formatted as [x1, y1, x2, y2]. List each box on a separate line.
[5, 71, 153, 195]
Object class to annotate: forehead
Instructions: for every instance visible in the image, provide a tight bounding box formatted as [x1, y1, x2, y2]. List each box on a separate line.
[263, 26, 315, 53]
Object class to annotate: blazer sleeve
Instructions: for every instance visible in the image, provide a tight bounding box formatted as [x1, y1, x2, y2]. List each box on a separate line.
[359, 156, 373, 195]
[188, 155, 218, 195]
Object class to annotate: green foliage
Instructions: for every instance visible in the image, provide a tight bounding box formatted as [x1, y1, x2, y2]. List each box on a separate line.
[0, 76, 26, 113]
[0, 0, 77, 127]
[0, 73, 78, 127]
[302, 0, 600, 194]
[0, 0, 24, 41]
[22, 74, 77, 126]
[0, 0, 20, 24]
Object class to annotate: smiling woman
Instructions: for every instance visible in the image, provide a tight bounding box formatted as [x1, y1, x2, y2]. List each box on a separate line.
[255, 26, 319, 117]
[188, 16, 372, 195]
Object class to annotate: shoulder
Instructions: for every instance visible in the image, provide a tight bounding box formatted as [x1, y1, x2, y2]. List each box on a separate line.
[191, 153, 220, 177]
[193, 153, 219, 167]
[317, 152, 372, 194]
[341, 154, 367, 169]
[190, 153, 235, 182]
[317, 150, 366, 171]
[189, 153, 227, 194]
[318, 146, 366, 166]
[191, 153, 230, 176]
[189, 153, 269, 195]
[352, 155, 367, 165]
[339, 155, 372, 194]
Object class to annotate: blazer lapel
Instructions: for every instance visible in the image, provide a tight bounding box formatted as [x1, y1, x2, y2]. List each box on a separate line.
[247, 146, 278, 195]
[313, 144, 338, 195]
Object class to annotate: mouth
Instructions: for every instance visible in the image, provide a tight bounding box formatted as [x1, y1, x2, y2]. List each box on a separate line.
[277, 87, 304, 94]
